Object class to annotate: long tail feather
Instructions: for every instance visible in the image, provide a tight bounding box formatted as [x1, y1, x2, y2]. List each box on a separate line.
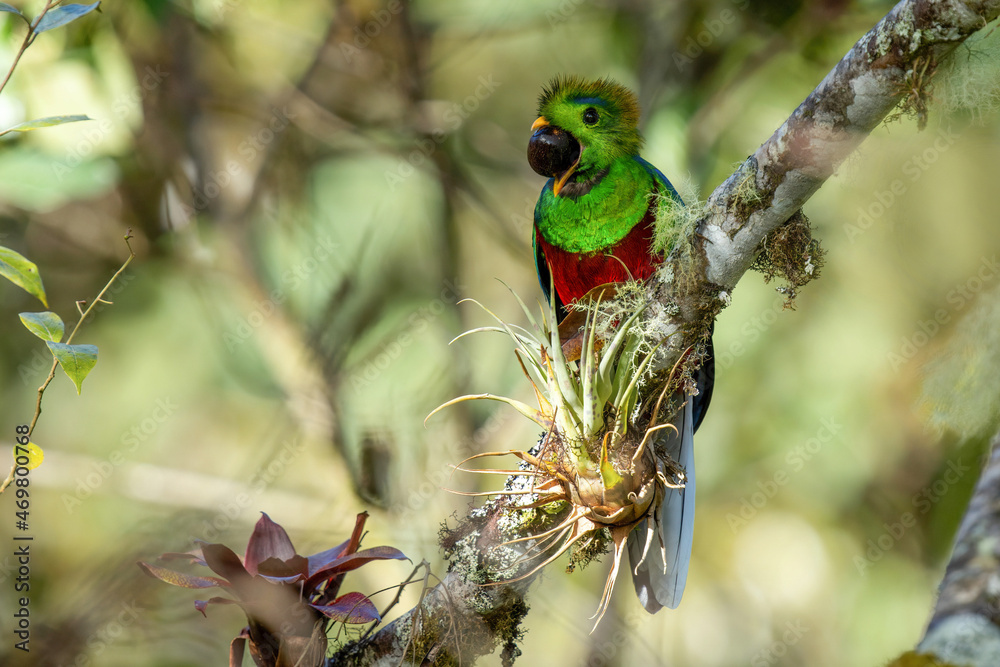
[627, 396, 696, 612]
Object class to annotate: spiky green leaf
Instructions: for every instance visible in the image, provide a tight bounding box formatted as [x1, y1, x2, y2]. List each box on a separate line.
[427, 393, 551, 430]
[599, 437, 624, 490]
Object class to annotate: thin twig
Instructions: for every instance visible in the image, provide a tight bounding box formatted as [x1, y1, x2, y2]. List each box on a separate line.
[27, 231, 135, 437]
[0, 1, 59, 99]
[361, 561, 430, 642]
[0, 230, 136, 495]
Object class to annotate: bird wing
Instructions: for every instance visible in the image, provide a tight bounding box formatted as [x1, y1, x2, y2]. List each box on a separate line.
[533, 209, 567, 321]
[634, 154, 715, 432]
[627, 395, 696, 611]
[693, 333, 715, 432]
[634, 156, 682, 204]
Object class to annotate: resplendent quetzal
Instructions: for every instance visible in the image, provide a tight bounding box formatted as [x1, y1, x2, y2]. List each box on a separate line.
[527, 76, 714, 612]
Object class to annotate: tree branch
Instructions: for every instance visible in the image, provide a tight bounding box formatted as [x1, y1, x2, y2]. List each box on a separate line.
[916, 430, 1000, 665]
[333, 1, 1000, 664]
[694, 0, 1000, 293]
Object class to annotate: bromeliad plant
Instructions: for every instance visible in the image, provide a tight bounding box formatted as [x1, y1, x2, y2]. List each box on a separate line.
[428, 281, 686, 627]
[138, 512, 406, 667]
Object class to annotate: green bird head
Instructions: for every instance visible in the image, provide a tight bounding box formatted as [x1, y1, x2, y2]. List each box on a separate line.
[528, 76, 643, 196]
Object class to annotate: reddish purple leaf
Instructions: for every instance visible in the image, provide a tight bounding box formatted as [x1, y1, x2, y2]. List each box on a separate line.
[306, 539, 350, 576]
[311, 591, 381, 624]
[255, 573, 305, 586]
[202, 543, 251, 584]
[305, 546, 407, 590]
[137, 561, 230, 589]
[158, 548, 207, 566]
[229, 635, 247, 667]
[256, 554, 309, 580]
[194, 596, 242, 618]
[245, 513, 297, 576]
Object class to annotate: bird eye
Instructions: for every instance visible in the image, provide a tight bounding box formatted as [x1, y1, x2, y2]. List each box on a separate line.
[583, 108, 599, 126]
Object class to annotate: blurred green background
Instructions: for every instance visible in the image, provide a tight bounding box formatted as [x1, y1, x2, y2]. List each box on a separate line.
[1, 0, 999, 665]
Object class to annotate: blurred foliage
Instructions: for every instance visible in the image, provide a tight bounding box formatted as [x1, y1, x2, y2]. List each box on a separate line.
[0, 0, 999, 666]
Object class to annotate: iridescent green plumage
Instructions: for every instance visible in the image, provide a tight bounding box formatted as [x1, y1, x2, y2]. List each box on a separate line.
[527, 76, 714, 614]
[532, 76, 658, 254]
[536, 76, 643, 164]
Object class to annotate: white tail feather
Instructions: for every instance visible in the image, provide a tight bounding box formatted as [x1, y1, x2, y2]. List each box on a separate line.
[627, 397, 696, 612]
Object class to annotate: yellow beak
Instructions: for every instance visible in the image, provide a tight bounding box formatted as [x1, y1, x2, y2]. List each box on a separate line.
[551, 158, 579, 197]
[531, 116, 548, 132]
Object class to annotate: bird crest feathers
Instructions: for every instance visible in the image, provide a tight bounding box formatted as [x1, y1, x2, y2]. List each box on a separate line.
[537, 76, 641, 130]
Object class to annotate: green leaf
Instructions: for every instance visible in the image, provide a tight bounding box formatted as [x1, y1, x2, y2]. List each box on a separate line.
[0, 246, 47, 306]
[34, 2, 100, 33]
[0, 3, 27, 22]
[19, 311, 64, 342]
[0, 115, 92, 136]
[45, 342, 97, 394]
[599, 437, 623, 490]
[0, 148, 118, 212]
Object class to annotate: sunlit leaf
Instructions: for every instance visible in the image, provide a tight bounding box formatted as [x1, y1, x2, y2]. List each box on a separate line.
[0, 115, 92, 136]
[305, 546, 407, 590]
[0, 3, 27, 22]
[200, 543, 251, 584]
[34, 2, 101, 33]
[306, 540, 350, 576]
[311, 591, 380, 624]
[13, 442, 43, 471]
[599, 438, 623, 490]
[0, 246, 46, 306]
[137, 562, 230, 589]
[244, 512, 297, 576]
[18, 311, 64, 342]
[45, 342, 97, 394]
